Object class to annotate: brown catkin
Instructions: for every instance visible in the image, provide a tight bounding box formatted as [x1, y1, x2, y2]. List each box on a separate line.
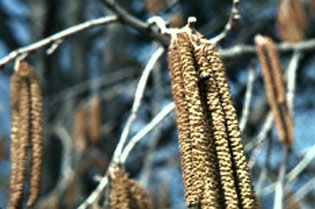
[110, 169, 131, 209]
[255, 35, 294, 149]
[88, 98, 101, 144]
[9, 72, 21, 194]
[204, 41, 258, 209]
[178, 32, 209, 206]
[194, 41, 238, 209]
[73, 104, 88, 152]
[110, 168, 153, 209]
[128, 179, 154, 209]
[8, 79, 30, 209]
[168, 39, 196, 206]
[27, 66, 43, 206]
[277, 0, 306, 42]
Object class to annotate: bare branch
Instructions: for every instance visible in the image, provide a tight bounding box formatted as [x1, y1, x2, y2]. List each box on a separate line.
[293, 176, 315, 203]
[239, 67, 255, 132]
[219, 38, 315, 59]
[99, 0, 169, 46]
[210, 0, 240, 45]
[0, 15, 118, 68]
[285, 51, 302, 113]
[120, 102, 175, 164]
[273, 149, 289, 209]
[287, 145, 315, 182]
[112, 47, 164, 165]
[77, 47, 164, 209]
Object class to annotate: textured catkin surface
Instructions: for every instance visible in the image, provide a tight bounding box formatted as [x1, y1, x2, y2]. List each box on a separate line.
[168, 28, 259, 209]
[256, 36, 294, 149]
[168, 43, 195, 205]
[9, 73, 21, 194]
[110, 169, 153, 209]
[110, 169, 131, 209]
[194, 43, 239, 209]
[8, 79, 30, 209]
[204, 42, 258, 209]
[27, 73, 43, 207]
[178, 32, 210, 206]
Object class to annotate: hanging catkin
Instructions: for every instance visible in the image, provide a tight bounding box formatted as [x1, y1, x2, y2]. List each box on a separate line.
[168, 39, 196, 205]
[255, 35, 294, 149]
[204, 40, 258, 209]
[8, 61, 43, 209]
[194, 40, 238, 209]
[109, 168, 153, 209]
[27, 65, 43, 207]
[167, 21, 259, 209]
[88, 98, 101, 144]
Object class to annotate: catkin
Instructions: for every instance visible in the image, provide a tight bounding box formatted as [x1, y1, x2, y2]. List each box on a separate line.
[109, 168, 153, 209]
[88, 98, 101, 144]
[167, 23, 259, 209]
[178, 32, 209, 206]
[27, 68, 43, 207]
[277, 0, 306, 42]
[73, 104, 88, 152]
[204, 41, 258, 209]
[255, 35, 294, 149]
[194, 42, 238, 209]
[8, 61, 43, 208]
[168, 40, 195, 205]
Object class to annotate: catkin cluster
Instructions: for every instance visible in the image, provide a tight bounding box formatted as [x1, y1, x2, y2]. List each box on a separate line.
[168, 27, 259, 209]
[255, 35, 294, 149]
[109, 168, 153, 209]
[9, 61, 43, 208]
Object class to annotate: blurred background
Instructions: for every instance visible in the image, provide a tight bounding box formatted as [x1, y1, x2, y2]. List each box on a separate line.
[0, 0, 314, 208]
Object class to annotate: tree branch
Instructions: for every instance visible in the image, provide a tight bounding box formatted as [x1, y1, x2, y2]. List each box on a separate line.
[0, 15, 118, 68]
[219, 38, 315, 59]
[99, 0, 169, 46]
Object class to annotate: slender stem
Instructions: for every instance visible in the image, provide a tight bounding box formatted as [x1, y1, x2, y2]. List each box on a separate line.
[0, 16, 118, 68]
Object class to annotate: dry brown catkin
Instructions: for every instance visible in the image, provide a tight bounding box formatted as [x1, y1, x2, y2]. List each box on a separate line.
[194, 41, 238, 209]
[8, 77, 30, 209]
[168, 38, 195, 206]
[27, 64, 43, 207]
[255, 35, 294, 149]
[178, 32, 209, 206]
[203, 40, 258, 209]
[110, 168, 153, 209]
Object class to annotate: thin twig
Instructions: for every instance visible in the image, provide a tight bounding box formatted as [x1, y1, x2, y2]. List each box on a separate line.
[245, 112, 273, 152]
[77, 47, 164, 209]
[99, 0, 169, 46]
[77, 102, 175, 209]
[219, 38, 315, 59]
[120, 102, 175, 164]
[0, 16, 118, 68]
[293, 176, 315, 203]
[112, 47, 164, 165]
[287, 145, 315, 182]
[239, 67, 255, 132]
[210, 0, 240, 45]
[285, 51, 302, 113]
[273, 149, 289, 209]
